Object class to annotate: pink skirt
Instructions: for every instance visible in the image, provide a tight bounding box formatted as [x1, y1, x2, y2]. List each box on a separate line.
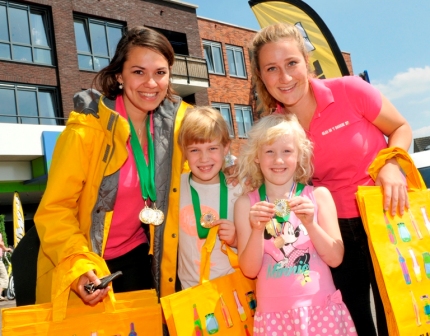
[253, 290, 357, 336]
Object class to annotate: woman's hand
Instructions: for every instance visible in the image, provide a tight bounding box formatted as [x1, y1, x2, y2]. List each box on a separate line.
[215, 219, 237, 247]
[249, 201, 275, 231]
[289, 195, 315, 226]
[375, 158, 409, 216]
[75, 270, 110, 306]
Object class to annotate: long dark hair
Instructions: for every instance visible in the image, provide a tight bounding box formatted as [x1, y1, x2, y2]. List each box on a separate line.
[92, 26, 176, 100]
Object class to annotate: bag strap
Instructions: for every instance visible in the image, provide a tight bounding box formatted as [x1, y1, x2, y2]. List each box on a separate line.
[199, 226, 239, 284]
[368, 147, 426, 191]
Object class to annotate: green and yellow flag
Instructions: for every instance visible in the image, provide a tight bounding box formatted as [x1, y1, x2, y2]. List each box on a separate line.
[249, 0, 350, 78]
[13, 192, 25, 247]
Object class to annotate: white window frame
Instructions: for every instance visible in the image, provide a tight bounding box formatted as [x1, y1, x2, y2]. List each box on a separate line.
[226, 45, 246, 78]
[203, 40, 225, 75]
[235, 105, 253, 138]
[212, 103, 234, 138]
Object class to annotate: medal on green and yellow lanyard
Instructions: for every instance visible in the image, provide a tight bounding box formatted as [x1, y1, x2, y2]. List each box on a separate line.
[190, 171, 228, 239]
[128, 116, 164, 226]
[258, 182, 305, 248]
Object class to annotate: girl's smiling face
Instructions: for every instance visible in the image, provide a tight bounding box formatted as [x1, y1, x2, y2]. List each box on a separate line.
[185, 139, 230, 185]
[255, 134, 298, 187]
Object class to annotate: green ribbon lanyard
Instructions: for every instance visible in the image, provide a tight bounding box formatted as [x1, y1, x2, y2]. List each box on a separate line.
[128, 116, 156, 203]
[258, 182, 305, 223]
[190, 171, 228, 239]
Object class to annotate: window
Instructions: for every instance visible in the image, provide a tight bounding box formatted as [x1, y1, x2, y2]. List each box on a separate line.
[0, 83, 60, 125]
[212, 103, 234, 137]
[226, 45, 246, 78]
[203, 41, 225, 75]
[74, 16, 123, 71]
[0, 1, 53, 65]
[151, 27, 188, 55]
[235, 105, 253, 138]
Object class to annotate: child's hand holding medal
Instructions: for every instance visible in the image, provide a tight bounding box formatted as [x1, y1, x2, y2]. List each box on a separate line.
[249, 201, 275, 231]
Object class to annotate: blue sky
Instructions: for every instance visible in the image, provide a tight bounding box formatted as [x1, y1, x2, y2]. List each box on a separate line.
[189, 0, 430, 152]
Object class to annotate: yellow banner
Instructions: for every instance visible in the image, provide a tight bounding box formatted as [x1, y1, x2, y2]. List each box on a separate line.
[249, 0, 349, 79]
[13, 192, 25, 247]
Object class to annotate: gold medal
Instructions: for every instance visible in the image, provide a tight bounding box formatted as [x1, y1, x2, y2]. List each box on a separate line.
[151, 206, 165, 226]
[265, 218, 280, 237]
[139, 205, 155, 224]
[274, 199, 290, 218]
[200, 212, 216, 228]
[273, 235, 285, 248]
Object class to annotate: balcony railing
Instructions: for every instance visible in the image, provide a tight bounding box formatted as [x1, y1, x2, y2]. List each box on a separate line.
[172, 55, 210, 84]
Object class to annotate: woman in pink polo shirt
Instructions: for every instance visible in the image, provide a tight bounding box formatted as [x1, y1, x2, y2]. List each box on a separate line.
[249, 22, 412, 336]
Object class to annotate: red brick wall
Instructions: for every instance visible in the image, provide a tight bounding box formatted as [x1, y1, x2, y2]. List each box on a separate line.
[0, 0, 201, 118]
[198, 18, 257, 157]
[342, 52, 354, 75]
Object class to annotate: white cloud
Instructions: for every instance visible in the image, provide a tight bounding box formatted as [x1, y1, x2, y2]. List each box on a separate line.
[413, 124, 430, 139]
[373, 66, 430, 101]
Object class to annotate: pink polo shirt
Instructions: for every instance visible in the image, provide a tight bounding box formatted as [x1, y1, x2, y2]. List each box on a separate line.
[306, 76, 386, 218]
[103, 95, 152, 260]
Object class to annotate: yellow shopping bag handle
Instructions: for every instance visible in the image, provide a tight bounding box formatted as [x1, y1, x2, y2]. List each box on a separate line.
[199, 226, 239, 284]
[368, 147, 426, 192]
[51, 252, 116, 322]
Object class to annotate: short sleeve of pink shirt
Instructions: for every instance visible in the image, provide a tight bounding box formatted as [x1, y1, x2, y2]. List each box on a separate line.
[307, 76, 386, 218]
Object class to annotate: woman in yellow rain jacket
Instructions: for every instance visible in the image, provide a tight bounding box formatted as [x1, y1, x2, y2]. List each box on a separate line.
[34, 26, 189, 305]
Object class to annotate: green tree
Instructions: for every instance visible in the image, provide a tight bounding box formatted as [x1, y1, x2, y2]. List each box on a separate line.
[0, 215, 7, 247]
[0, 214, 9, 268]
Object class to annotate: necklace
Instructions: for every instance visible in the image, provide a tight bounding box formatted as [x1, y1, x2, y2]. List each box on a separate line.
[136, 115, 148, 146]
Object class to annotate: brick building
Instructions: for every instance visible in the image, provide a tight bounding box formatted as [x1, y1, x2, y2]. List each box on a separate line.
[198, 17, 257, 156]
[0, 0, 210, 225]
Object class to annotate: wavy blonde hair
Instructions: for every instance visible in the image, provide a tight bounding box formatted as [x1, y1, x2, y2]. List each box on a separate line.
[178, 106, 231, 153]
[251, 22, 311, 114]
[237, 113, 313, 192]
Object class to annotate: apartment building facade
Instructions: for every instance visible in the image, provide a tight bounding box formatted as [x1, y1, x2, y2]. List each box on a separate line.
[0, 0, 210, 226]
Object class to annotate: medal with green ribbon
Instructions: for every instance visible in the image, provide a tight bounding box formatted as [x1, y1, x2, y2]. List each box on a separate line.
[128, 116, 164, 225]
[190, 171, 228, 239]
[258, 182, 305, 248]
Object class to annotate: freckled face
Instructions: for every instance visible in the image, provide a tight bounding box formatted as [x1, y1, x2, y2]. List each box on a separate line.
[116, 46, 170, 116]
[258, 38, 310, 109]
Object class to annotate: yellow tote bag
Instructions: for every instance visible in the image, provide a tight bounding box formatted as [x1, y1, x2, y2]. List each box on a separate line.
[161, 226, 256, 336]
[2, 288, 162, 335]
[356, 147, 430, 335]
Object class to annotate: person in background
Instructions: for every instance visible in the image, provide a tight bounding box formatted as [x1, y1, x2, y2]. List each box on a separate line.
[249, 22, 412, 335]
[34, 26, 191, 305]
[176, 106, 239, 289]
[235, 113, 356, 335]
[0, 233, 12, 301]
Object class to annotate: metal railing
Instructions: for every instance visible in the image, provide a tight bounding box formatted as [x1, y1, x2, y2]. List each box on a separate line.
[172, 55, 210, 84]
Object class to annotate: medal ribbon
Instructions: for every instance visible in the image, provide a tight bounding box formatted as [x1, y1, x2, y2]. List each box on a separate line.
[128, 116, 156, 202]
[190, 171, 228, 239]
[258, 182, 305, 231]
